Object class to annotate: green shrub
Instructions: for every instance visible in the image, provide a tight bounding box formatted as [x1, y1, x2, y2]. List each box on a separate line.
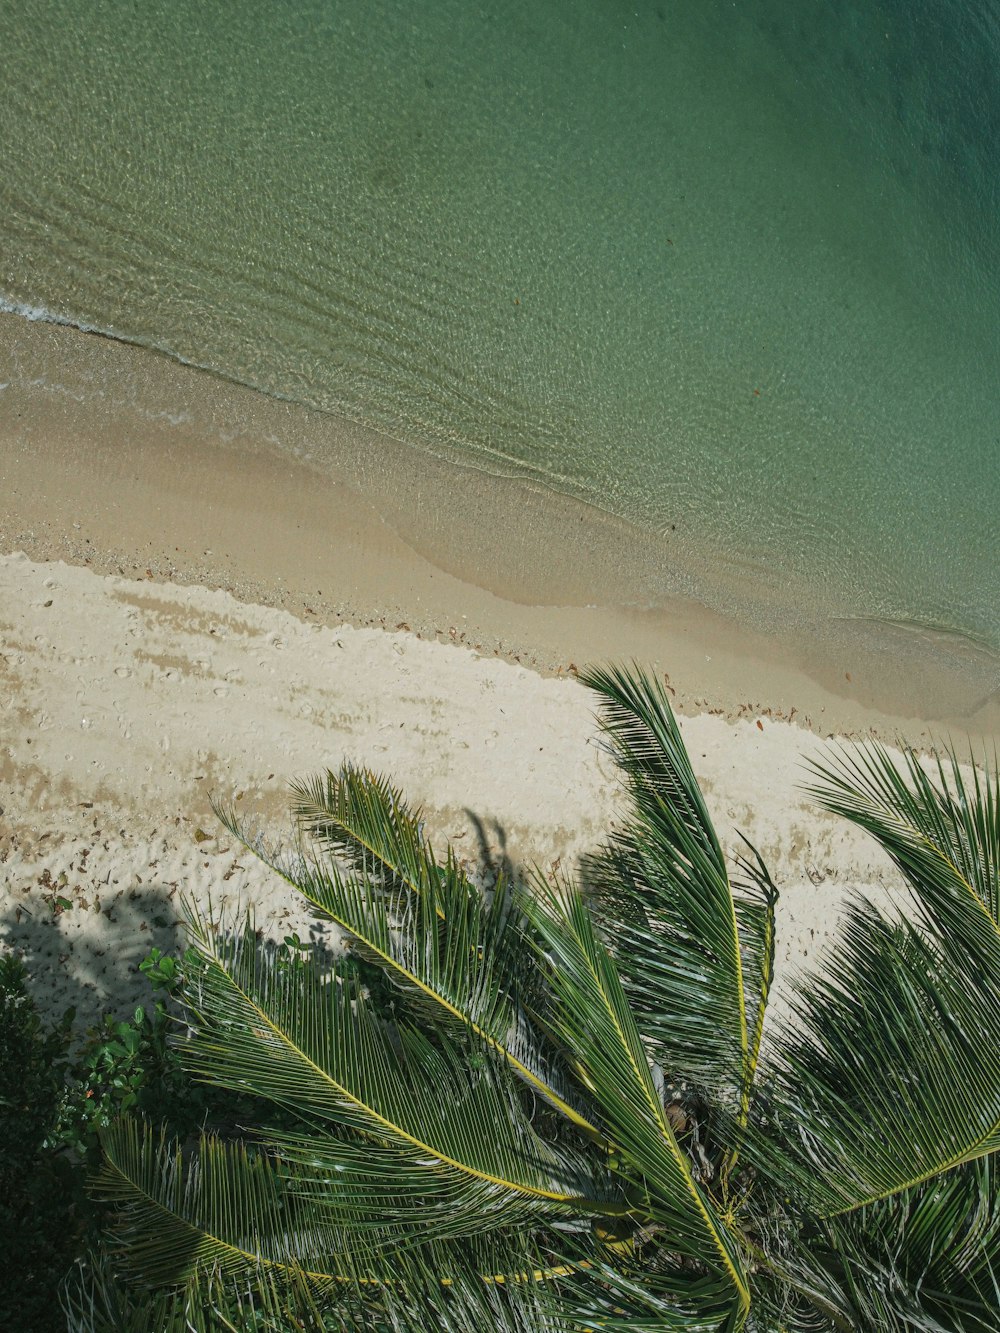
[56, 947, 209, 1160]
[0, 954, 86, 1332]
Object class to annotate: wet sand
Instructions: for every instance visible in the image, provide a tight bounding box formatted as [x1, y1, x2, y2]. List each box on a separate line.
[2, 313, 998, 744]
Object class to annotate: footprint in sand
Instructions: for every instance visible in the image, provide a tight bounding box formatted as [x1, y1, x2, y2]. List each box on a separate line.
[114, 666, 131, 678]
[214, 686, 229, 697]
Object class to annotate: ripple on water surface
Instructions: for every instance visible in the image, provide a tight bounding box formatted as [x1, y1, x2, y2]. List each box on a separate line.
[0, 0, 998, 656]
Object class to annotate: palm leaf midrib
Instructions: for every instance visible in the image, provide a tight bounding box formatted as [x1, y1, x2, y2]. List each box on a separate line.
[241, 835, 607, 1145]
[195, 949, 585, 1207]
[528, 883, 751, 1315]
[826, 1127, 1000, 1219]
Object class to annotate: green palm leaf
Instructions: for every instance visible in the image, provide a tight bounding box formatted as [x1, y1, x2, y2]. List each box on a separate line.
[807, 742, 1000, 938]
[520, 876, 751, 1321]
[63, 1251, 287, 1333]
[89, 1120, 581, 1332]
[769, 900, 1000, 1218]
[180, 907, 615, 1221]
[218, 772, 603, 1142]
[730, 842, 779, 1142]
[765, 1158, 1000, 1333]
[93, 1119, 357, 1293]
[290, 765, 442, 913]
[806, 1156, 1000, 1333]
[554, 1255, 750, 1332]
[767, 746, 1000, 1220]
[253, 1132, 548, 1245]
[580, 665, 772, 1111]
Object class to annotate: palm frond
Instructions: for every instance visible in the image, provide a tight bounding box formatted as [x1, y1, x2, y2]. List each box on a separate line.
[256, 1128, 589, 1245]
[62, 1252, 288, 1333]
[554, 1253, 750, 1332]
[88, 1121, 584, 1332]
[218, 775, 603, 1142]
[180, 907, 615, 1221]
[580, 665, 769, 1107]
[289, 765, 440, 913]
[730, 841, 779, 1126]
[520, 875, 751, 1321]
[93, 1119, 361, 1293]
[800, 1155, 1000, 1333]
[714, 842, 780, 1189]
[324, 1237, 578, 1333]
[807, 742, 1000, 937]
[767, 897, 1000, 1218]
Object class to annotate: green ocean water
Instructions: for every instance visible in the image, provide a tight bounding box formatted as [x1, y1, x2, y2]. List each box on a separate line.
[1, 0, 998, 651]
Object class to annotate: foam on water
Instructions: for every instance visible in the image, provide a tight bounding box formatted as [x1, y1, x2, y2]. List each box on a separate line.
[0, 294, 89, 328]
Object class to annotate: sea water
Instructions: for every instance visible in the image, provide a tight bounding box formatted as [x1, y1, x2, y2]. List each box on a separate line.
[1, 0, 998, 655]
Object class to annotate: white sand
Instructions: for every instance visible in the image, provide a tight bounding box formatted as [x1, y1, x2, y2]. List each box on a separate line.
[1, 551, 899, 1031]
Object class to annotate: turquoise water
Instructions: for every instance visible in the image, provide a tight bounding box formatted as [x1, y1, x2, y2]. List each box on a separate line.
[1, 1, 998, 649]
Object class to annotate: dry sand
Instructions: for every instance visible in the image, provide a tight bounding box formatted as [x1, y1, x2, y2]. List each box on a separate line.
[1, 550, 903, 1034]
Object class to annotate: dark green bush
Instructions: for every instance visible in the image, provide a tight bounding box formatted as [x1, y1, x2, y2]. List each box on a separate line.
[56, 947, 210, 1160]
[0, 954, 86, 1332]
[0, 942, 216, 1329]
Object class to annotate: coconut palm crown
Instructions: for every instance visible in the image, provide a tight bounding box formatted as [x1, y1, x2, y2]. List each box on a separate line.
[73, 665, 1000, 1331]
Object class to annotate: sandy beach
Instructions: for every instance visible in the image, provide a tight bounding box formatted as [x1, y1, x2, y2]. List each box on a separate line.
[1, 315, 996, 1033]
[1, 548, 906, 1034]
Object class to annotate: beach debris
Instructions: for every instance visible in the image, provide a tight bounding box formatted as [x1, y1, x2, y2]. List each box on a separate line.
[806, 864, 826, 886]
[756, 719, 764, 731]
[193, 827, 212, 844]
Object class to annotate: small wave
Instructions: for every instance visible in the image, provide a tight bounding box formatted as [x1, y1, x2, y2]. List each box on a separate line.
[0, 292, 98, 330]
[1, 290, 211, 385]
[834, 613, 1000, 664]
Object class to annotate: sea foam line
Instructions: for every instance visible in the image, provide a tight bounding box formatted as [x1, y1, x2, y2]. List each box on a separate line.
[0, 291, 103, 331]
[0, 289, 203, 376]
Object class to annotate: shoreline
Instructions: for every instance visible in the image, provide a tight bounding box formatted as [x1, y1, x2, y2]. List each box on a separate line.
[0, 312, 984, 1032]
[2, 312, 998, 745]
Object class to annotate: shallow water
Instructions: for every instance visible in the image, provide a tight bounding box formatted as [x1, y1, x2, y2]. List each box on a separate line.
[1, 0, 998, 651]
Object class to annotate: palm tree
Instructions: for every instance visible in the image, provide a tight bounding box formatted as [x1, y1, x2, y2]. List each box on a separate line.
[70, 665, 999, 1331]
